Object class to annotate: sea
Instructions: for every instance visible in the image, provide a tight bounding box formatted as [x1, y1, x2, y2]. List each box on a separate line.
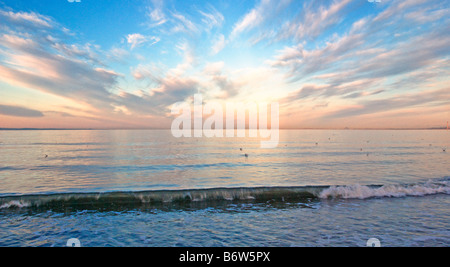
[0, 129, 448, 247]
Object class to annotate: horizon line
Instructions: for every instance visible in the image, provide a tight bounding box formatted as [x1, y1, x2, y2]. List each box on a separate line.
[0, 127, 447, 131]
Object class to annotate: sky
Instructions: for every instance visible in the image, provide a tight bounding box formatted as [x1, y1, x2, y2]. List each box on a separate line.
[0, 0, 449, 129]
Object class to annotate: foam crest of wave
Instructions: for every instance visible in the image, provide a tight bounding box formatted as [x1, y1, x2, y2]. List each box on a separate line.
[0, 200, 30, 209]
[319, 180, 450, 199]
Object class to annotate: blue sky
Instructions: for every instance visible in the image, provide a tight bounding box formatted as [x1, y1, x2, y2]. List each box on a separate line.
[0, 0, 449, 129]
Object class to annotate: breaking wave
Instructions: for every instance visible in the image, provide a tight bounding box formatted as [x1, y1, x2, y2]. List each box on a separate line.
[0, 178, 449, 211]
[319, 179, 450, 199]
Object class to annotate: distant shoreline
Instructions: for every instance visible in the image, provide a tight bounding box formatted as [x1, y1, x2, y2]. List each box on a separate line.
[0, 128, 447, 131]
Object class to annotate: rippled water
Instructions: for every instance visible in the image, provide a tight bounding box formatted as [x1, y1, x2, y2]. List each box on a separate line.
[0, 130, 448, 247]
[0, 195, 449, 247]
[0, 130, 448, 194]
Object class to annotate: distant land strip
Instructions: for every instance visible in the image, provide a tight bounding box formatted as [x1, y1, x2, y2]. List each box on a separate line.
[0, 127, 447, 131]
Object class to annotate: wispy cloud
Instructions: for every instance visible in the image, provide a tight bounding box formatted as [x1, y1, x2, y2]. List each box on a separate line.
[324, 88, 450, 120]
[146, 1, 224, 36]
[199, 6, 225, 31]
[231, 0, 292, 40]
[211, 34, 226, 55]
[147, 0, 167, 27]
[0, 104, 44, 118]
[270, 0, 450, 87]
[0, 9, 53, 29]
[0, 9, 120, 115]
[277, 0, 352, 42]
[171, 12, 198, 34]
[126, 33, 160, 50]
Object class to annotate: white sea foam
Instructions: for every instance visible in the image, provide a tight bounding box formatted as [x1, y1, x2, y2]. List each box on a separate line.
[0, 200, 30, 209]
[319, 180, 450, 200]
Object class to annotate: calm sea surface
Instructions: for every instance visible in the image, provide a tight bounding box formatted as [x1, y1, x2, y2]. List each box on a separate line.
[0, 130, 448, 247]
